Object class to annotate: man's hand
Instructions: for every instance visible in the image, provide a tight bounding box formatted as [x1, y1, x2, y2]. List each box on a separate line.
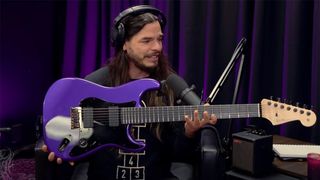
[41, 144, 74, 166]
[184, 107, 217, 138]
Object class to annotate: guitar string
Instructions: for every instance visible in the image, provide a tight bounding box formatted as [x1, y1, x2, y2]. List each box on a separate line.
[76, 104, 260, 124]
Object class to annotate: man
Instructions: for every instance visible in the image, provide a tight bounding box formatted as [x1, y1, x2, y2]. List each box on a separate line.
[43, 5, 217, 179]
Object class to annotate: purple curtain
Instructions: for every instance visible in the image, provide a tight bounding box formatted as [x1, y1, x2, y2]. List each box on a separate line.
[1, 0, 319, 146]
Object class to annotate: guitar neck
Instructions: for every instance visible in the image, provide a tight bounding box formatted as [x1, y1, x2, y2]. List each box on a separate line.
[120, 104, 261, 124]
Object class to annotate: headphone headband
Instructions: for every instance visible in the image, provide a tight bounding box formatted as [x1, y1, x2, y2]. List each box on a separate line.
[111, 5, 167, 48]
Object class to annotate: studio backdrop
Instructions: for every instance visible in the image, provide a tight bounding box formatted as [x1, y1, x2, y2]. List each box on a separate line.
[1, 0, 319, 148]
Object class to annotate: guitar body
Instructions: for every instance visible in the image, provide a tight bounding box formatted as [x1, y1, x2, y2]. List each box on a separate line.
[43, 78, 160, 161]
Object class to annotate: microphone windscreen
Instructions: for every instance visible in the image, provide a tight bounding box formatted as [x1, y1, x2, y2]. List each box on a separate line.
[166, 74, 189, 97]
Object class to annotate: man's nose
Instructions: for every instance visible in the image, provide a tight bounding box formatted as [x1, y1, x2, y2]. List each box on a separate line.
[152, 40, 162, 51]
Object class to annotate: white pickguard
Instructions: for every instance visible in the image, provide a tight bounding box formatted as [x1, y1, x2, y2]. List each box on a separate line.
[45, 116, 93, 147]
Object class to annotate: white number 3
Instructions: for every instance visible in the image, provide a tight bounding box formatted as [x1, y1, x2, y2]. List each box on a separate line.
[134, 170, 140, 178]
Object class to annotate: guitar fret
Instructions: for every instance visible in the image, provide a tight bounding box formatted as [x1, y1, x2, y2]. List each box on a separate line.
[163, 107, 166, 122]
[139, 108, 141, 124]
[148, 107, 151, 123]
[166, 107, 168, 122]
[171, 106, 175, 122]
[164, 106, 166, 122]
[125, 108, 128, 124]
[131, 108, 134, 124]
[140, 108, 142, 123]
[126, 108, 129, 124]
[168, 106, 171, 122]
[152, 108, 155, 124]
[162, 107, 168, 122]
[133, 108, 135, 124]
[126, 108, 128, 124]
[129, 108, 131, 124]
[142, 108, 147, 122]
[140, 108, 143, 124]
[160, 106, 163, 122]
[127, 108, 129, 124]
[136, 108, 139, 124]
[159, 108, 164, 122]
[128, 108, 131, 124]
[159, 106, 162, 122]
[159, 107, 163, 122]
[156, 107, 159, 123]
[122, 108, 125, 124]
[125, 108, 127, 124]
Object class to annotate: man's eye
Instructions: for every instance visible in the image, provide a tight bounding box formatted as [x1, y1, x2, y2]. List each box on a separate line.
[141, 40, 150, 43]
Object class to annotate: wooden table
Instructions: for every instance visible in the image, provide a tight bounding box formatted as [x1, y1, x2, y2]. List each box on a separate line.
[272, 135, 310, 179]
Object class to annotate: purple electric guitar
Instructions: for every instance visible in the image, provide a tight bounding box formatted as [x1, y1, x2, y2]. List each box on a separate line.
[43, 78, 317, 161]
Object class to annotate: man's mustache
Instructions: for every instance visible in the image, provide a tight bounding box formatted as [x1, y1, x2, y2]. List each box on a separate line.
[145, 52, 160, 58]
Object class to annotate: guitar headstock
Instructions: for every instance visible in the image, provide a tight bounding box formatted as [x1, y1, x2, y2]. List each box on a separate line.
[260, 99, 317, 127]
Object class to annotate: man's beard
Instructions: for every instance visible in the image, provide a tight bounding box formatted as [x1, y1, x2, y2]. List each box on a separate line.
[126, 51, 159, 74]
[132, 58, 157, 74]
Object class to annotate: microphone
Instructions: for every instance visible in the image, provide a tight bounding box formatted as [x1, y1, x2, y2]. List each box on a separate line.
[166, 74, 201, 105]
[0, 127, 11, 132]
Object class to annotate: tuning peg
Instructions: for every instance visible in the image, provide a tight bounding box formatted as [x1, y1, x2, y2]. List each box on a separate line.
[296, 102, 300, 107]
[303, 104, 308, 109]
[277, 97, 281, 102]
[270, 96, 273, 100]
[310, 105, 314, 110]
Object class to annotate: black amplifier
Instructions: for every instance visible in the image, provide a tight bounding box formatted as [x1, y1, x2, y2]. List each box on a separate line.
[232, 130, 273, 176]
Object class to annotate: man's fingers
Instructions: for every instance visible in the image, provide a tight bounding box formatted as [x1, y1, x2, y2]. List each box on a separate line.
[185, 111, 218, 128]
[193, 110, 201, 127]
[193, 110, 199, 120]
[185, 116, 193, 127]
[48, 152, 55, 161]
[204, 114, 217, 126]
[41, 145, 48, 152]
[210, 114, 217, 124]
[57, 158, 63, 164]
[200, 112, 217, 127]
[43, 145, 73, 166]
[203, 111, 209, 120]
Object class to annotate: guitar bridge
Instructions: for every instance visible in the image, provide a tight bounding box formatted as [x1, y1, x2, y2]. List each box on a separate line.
[71, 107, 81, 129]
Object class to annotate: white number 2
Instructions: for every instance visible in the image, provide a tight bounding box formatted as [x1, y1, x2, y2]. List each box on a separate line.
[121, 169, 126, 179]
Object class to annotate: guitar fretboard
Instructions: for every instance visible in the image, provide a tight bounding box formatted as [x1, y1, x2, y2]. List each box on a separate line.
[120, 104, 261, 124]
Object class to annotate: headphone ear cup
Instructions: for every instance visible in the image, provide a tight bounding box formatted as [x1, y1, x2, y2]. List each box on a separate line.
[158, 19, 165, 31]
[111, 23, 125, 48]
[117, 23, 125, 47]
[111, 26, 118, 47]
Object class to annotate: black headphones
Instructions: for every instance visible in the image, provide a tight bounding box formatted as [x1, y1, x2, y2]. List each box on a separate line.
[111, 5, 167, 48]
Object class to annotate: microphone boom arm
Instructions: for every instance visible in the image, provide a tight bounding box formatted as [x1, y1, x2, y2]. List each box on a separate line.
[206, 38, 246, 104]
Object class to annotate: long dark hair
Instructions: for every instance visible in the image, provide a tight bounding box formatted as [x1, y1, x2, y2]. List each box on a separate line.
[107, 12, 175, 140]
